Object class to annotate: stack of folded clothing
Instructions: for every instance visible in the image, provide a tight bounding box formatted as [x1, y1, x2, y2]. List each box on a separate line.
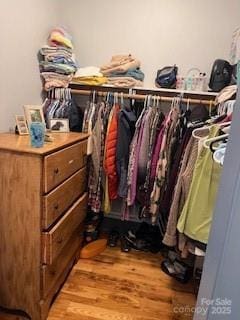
[72, 66, 107, 86]
[39, 27, 77, 91]
[100, 54, 145, 88]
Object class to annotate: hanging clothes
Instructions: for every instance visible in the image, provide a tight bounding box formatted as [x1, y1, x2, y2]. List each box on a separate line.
[138, 107, 165, 216]
[177, 125, 222, 245]
[116, 108, 137, 198]
[43, 88, 83, 131]
[88, 102, 111, 213]
[162, 129, 209, 247]
[127, 106, 148, 206]
[150, 104, 180, 224]
[104, 104, 120, 200]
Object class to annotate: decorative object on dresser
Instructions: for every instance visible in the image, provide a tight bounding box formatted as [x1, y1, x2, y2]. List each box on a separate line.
[0, 132, 88, 320]
[50, 118, 70, 132]
[15, 115, 29, 135]
[23, 104, 45, 126]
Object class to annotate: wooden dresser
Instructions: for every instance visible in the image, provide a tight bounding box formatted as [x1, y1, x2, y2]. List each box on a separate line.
[0, 132, 89, 320]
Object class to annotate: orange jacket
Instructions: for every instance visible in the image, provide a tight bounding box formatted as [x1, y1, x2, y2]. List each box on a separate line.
[104, 105, 120, 200]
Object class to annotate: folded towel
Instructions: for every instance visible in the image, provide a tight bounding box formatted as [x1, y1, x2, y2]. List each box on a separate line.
[107, 76, 143, 88]
[72, 76, 108, 86]
[101, 54, 141, 75]
[40, 45, 73, 56]
[109, 68, 145, 81]
[74, 66, 103, 78]
[39, 61, 77, 75]
[41, 72, 73, 91]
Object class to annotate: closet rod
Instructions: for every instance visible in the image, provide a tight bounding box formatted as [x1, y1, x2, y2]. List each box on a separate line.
[70, 89, 214, 106]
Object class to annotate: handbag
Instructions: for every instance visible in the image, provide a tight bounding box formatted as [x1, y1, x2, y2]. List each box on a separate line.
[155, 65, 178, 89]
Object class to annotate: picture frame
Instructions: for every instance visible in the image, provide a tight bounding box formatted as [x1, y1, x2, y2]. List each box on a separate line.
[50, 118, 70, 132]
[15, 115, 29, 135]
[23, 105, 45, 126]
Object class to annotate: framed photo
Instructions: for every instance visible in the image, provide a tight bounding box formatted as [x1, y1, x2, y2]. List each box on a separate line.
[50, 118, 70, 132]
[15, 115, 29, 135]
[24, 105, 45, 126]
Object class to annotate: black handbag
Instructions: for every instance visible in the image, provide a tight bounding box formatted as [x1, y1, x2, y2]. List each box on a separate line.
[155, 65, 178, 89]
[209, 59, 233, 92]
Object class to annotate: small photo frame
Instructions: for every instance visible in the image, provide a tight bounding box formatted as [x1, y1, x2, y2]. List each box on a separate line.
[50, 118, 70, 132]
[24, 105, 45, 126]
[15, 115, 29, 135]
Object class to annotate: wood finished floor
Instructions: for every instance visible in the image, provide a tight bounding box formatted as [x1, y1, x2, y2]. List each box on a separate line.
[47, 247, 196, 320]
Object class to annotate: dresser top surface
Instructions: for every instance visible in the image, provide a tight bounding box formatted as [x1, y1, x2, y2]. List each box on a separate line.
[0, 132, 89, 155]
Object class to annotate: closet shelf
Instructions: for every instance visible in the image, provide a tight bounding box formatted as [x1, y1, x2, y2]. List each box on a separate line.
[69, 83, 218, 102]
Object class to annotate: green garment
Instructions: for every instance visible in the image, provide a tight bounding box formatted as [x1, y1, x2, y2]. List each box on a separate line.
[177, 125, 222, 244]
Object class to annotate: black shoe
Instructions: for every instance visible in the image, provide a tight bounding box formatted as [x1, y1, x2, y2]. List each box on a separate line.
[125, 236, 150, 251]
[108, 230, 120, 247]
[120, 236, 131, 252]
[161, 259, 192, 284]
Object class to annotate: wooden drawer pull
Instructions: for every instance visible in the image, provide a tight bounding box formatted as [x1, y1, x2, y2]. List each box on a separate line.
[54, 204, 59, 210]
[50, 270, 56, 276]
[54, 168, 59, 175]
[57, 238, 63, 244]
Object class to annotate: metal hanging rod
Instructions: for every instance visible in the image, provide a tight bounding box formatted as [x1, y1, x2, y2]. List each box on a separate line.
[70, 88, 215, 106]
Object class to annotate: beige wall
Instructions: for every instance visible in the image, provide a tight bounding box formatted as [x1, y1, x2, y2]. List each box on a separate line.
[0, 0, 58, 131]
[1, 1, 240, 131]
[59, 0, 240, 86]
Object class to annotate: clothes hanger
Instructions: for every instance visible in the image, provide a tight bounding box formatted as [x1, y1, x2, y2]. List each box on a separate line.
[120, 92, 124, 110]
[147, 95, 152, 109]
[192, 121, 231, 139]
[204, 133, 229, 149]
[92, 90, 96, 104]
[210, 136, 228, 153]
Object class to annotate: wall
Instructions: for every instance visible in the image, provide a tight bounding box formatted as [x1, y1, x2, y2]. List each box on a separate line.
[59, 0, 240, 87]
[0, 0, 58, 132]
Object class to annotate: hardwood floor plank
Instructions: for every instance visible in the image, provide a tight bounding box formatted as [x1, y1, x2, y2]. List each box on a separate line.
[47, 247, 195, 320]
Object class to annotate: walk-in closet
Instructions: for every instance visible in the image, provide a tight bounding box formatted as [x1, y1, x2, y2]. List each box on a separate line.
[1, 1, 240, 320]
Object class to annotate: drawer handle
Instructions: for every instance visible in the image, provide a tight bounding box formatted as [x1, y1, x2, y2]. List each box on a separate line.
[54, 204, 59, 210]
[57, 238, 63, 244]
[50, 270, 56, 276]
[54, 168, 59, 175]
[69, 159, 74, 165]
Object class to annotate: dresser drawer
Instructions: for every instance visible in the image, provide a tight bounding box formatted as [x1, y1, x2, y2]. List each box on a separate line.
[44, 141, 87, 193]
[42, 193, 87, 265]
[42, 167, 87, 229]
[41, 227, 84, 298]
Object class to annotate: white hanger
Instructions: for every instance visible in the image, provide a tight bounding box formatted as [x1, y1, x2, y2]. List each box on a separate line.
[192, 121, 231, 139]
[120, 92, 124, 109]
[93, 90, 96, 104]
[203, 133, 229, 149]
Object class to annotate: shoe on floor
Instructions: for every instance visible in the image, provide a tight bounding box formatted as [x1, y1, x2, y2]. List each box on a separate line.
[107, 229, 120, 247]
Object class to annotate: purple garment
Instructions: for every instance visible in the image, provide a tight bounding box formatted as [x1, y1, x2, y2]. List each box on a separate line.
[128, 114, 146, 205]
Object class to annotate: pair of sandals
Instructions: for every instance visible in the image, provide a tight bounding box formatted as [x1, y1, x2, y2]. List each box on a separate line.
[108, 230, 131, 252]
[161, 251, 193, 284]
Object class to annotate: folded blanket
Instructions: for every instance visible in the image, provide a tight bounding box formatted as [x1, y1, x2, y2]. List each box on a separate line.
[72, 76, 108, 86]
[107, 76, 143, 88]
[39, 61, 77, 75]
[46, 56, 77, 68]
[48, 27, 73, 49]
[74, 66, 103, 77]
[40, 45, 73, 56]
[109, 68, 145, 81]
[101, 54, 141, 75]
[41, 72, 73, 91]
